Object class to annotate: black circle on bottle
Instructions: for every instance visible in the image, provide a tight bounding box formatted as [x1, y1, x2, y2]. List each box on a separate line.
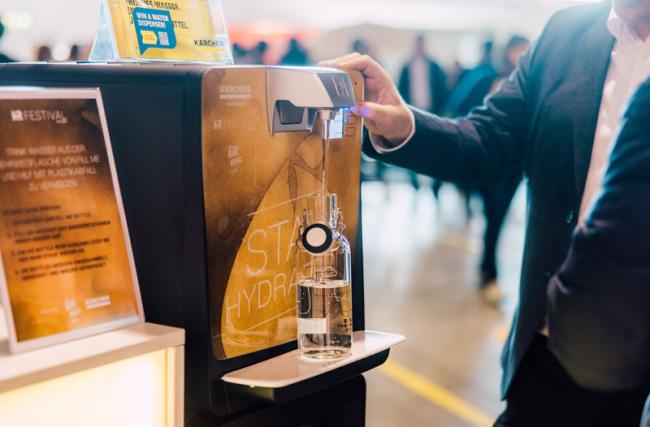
[301, 223, 333, 254]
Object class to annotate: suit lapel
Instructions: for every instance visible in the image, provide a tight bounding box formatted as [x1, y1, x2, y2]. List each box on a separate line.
[572, 12, 616, 199]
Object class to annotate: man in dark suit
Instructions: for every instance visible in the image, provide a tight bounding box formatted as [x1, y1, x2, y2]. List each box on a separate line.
[322, 0, 650, 424]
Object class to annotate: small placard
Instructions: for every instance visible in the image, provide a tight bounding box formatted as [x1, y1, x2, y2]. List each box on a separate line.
[0, 87, 143, 353]
[90, 0, 233, 64]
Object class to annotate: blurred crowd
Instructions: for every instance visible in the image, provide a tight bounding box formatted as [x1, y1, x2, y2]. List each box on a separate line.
[0, 20, 91, 62]
[232, 38, 311, 66]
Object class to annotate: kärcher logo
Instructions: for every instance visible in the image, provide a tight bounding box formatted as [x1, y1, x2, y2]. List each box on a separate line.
[219, 85, 252, 100]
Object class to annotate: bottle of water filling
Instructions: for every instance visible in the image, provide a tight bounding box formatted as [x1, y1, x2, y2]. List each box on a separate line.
[296, 193, 353, 360]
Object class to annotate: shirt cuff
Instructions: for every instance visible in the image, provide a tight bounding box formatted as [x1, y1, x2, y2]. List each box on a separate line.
[368, 108, 416, 154]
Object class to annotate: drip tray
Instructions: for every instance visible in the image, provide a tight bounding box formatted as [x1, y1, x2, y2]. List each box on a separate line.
[221, 330, 404, 404]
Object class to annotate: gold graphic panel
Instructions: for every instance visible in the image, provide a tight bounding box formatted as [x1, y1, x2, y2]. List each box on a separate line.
[202, 68, 363, 359]
[0, 97, 140, 345]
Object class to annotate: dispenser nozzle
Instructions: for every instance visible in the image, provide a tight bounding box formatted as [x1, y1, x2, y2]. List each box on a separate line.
[318, 109, 337, 141]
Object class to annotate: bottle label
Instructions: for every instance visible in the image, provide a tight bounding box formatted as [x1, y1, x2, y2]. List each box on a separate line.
[298, 318, 327, 334]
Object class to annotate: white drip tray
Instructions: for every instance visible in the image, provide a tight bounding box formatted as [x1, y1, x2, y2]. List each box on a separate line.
[222, 330, 404, 389]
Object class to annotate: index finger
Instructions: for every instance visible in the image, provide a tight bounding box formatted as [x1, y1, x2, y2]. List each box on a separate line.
[333, 55, 387, 80]
[319, 52, 362, 67]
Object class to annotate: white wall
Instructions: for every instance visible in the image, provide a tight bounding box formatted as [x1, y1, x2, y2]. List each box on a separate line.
[221, 0, 598, 32]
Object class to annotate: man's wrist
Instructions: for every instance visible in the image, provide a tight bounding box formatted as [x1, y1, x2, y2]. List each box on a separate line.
[369, 108, 416, 153]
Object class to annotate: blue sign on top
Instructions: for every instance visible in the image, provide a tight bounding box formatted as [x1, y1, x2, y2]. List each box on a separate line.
[132, 7, 177, 55]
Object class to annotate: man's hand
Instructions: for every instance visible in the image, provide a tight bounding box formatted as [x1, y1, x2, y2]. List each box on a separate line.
[320, 53, 413, 147]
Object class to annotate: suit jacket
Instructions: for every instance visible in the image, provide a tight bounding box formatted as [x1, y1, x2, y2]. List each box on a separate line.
[364, 1, 615, 398]
[398, 58, 447, 115]
[547, 78, 650, 392]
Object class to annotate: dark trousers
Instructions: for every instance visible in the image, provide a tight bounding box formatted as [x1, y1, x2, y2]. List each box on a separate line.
[495, 335, 650, 427]
[479, 168, 522, 281]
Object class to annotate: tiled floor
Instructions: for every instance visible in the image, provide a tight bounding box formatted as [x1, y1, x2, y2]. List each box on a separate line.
[361, 178, 525, 427]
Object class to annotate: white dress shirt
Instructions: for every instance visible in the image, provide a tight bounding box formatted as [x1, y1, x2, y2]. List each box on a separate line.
[578, 10, 650, 222]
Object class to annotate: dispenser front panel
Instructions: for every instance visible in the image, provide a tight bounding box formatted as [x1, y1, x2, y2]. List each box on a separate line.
[202, 68, 363, 359]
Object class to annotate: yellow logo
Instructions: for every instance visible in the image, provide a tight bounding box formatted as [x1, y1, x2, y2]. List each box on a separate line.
[140, 30, 158, 45]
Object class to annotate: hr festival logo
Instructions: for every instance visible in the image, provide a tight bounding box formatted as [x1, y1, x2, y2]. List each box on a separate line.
[10, 109, 68, 125]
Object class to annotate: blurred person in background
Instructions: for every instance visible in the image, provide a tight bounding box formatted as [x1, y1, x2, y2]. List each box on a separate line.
[397, 34, 447, 193]
[446, 39, 496, 121]
[480, 39, 495, 65]
[232, 42, 248, 64]
[250, 40, 269, 65]
[448, 59, 469, 92]
[431, 41, 498, 219]
[434, 40, 498, 223]
[398, 34, 447, 115]
[280, 37, 310, 66]
[0, 20, 16, 63]
[351, 38, 373, 57]
[36, 45, 52, 62]
[499, 36, 530, 76]
[68, 44, 81, 61]
[68, 44, 82, 61]
[323, 0, 650, 424]
[452, 35, 530, 306]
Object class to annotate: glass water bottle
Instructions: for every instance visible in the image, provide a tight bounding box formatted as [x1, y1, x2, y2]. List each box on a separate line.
[296, 193, 353, 360]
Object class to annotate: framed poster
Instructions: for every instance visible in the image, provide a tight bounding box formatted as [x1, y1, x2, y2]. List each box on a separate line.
[0, 87, 143, 353]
